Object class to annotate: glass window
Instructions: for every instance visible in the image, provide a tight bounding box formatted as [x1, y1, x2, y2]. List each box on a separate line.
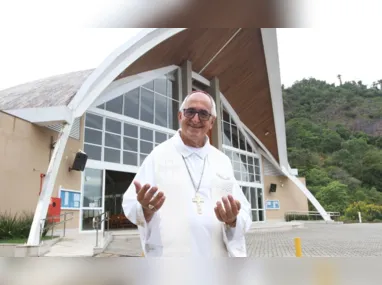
[154, 78, 167, 95]
[141, 128, 153, 141]
[231, 125, 239, 148]
[140, 88, 154, 123]
[104, 148, 120, 163]
[124, 88, 139, 119]
[83, 168, 103, 208]
[168, 99, 179, 130]
[82, 209, 102, 230]
[155, 93, 167, 127]
[85, 128, 102, 145]
[167, 80, 173, 98]
[140, 140, 153, 154]
[105, 118, 121, 134]
[105, 133, 121, 149]
[124, 123, 138, 138]
[155, 132, 167, 144]
[84, 144, 101, 160]
[105, 95, 123, 114]
[140, 154, 148, 165]
[123, 137, 138, 152]
[123, 151, 138, 165]
[85, 113, 103, 130]
[143, 80, 154, 90]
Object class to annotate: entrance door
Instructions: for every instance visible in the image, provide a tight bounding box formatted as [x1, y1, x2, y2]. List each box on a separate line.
[105, 170, 137, 230]
[80, 168, 104, 231]
[241, 186, 265, 221]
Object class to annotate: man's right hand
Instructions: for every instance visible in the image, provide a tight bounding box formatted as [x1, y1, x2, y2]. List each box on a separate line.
[134, 181, 166, 222]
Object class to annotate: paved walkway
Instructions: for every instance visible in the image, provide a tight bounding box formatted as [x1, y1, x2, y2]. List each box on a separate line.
[95, 223, 382, 257]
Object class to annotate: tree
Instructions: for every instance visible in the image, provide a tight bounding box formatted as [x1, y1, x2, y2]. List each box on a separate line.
[315, 181, 349, 214]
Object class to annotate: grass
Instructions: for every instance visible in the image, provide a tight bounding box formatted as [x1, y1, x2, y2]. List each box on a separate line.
[0, 236, 60, 244]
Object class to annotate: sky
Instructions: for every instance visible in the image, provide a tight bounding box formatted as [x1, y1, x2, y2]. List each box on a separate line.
[0, 27, 382, 91]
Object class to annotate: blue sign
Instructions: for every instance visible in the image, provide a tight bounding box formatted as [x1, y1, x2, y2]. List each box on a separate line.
[60, 189, 81, 209]
[266, 200, 280, 210]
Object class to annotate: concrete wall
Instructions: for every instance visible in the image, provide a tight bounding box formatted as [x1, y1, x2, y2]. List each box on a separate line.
[261, 156, 309, 221]
[0, 112, 83, 229]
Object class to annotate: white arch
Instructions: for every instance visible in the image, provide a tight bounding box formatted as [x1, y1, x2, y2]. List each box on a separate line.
[27, 28, 186, 246]
[68, 28, 186, 117]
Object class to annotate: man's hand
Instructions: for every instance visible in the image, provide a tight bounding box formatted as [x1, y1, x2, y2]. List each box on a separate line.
[214, 194, 241, 227]
[134, 181, 165, 222]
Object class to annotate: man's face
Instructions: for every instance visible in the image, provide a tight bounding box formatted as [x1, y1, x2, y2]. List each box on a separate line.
[178, 92, 215, 142]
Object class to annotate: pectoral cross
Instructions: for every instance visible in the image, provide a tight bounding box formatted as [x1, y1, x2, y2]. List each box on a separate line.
[192, 194, 204, 214]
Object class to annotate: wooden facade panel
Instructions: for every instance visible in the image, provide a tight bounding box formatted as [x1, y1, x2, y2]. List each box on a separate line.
[116, 29, 238, 80]
[114, 28, 280, 162]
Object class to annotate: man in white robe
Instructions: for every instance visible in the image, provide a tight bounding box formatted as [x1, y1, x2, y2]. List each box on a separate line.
[122, 91, 252, 257]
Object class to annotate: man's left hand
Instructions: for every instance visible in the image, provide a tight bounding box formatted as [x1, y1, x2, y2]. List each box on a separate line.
[214, 194, 241, 227]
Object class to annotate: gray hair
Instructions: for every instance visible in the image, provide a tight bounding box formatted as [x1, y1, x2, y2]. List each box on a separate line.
[179, 91, 217, 117]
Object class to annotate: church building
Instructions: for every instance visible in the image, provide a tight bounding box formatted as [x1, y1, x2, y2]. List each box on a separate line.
[0, 28, 330, 245]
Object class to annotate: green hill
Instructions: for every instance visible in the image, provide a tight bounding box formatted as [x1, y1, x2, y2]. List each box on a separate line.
[283, 78, 382, 221]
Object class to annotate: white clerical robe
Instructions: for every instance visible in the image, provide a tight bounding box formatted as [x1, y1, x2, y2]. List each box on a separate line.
[122, 130, 252, 257]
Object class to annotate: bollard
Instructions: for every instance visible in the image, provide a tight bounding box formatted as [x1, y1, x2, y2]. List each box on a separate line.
[294, 237, 302, 257]
[358, 211, 362, 223]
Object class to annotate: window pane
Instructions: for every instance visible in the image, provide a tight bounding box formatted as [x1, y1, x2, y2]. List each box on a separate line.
[123, 151, 138, 165]
[233, 161, 241, 172]
[141, 128, 153, 141]
[222, 122, 231, 146]
[231, 125, 239, 148]
[105, 133, 121, 149]
[155, 93, 167, 127]
[123, 137, 138, 152]
[155, 132, 167, 144]
[96, 104, 105, 110]
[234, 171, 241, 181]
[85, 113, 103, 130]
[247, 143, 253, 153]
[257, 188, 263, 209]
[140, 88, 154, 123]
[249, 174, 255, 182]
[258, 210, 264, 221]
[83, 168, 103, 208]
[154, 78, 167, 95]
[85, 128, 102, 145]
[143, 80, 154, 90]
[140, 154, 148, 165]
[240, 154, 247, 164]
[167, 80, 173, 98]
[124, 89, 139, 119]
[239, 132, 246, 151]
[82, 209, 102, 230]
[248, 156, 254, 165]
[104, 148, 120, 163]
[106, 95, 123, 114]
[251, 210, 258, 222]
[84, 144, 101, 160]
[105, 118, 121, 134]
[124, 123, 138, 137]
[140, 141, 153, 154]
[223, 110, 230, 123]
[250, 187, 258, 209]
[256, 175, 261, 183]
[168, 99, 178, 130]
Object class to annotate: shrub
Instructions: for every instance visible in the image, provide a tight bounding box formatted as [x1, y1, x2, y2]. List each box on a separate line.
[344, 202, 382, 222]
[0, 211, 34, 240]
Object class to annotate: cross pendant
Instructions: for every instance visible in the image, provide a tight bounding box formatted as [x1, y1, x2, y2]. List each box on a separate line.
[192, 194, 204, 214]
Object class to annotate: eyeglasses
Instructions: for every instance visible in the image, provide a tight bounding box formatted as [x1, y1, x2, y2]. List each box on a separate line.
[183, 108, 212, 121]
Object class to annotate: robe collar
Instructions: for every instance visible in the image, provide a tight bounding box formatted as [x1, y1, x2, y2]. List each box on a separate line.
[172, 129, 211, 159]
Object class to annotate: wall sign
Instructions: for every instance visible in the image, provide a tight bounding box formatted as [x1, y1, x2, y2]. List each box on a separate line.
[59, 188, 81, 210]
[266, 200, 280, 210]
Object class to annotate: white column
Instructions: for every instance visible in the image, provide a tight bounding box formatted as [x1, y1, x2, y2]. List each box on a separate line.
[27, 121, 74, 246]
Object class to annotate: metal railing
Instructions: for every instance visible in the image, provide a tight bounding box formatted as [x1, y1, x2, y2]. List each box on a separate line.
[285, 211, 341, 222]
[39, 212, 74, 244]
[92, 211, 110, 248]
